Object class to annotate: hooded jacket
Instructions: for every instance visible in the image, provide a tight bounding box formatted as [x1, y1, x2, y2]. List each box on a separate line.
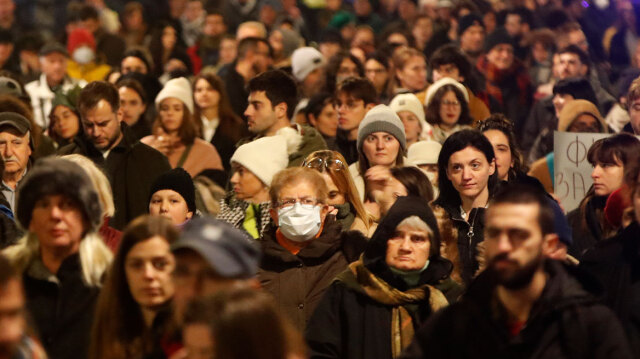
[58, 123, 172, 230]
[401, 260, 633, 359]
[306, 197, 462, 359]
[258, 218, 367, 332]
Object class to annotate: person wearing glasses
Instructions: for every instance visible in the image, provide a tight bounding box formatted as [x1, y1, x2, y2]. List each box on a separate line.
[258, 167, 367, 332]
[302, 150, 375, 235]
[424, 78, 473, 144]
[217, 136, 289, 240]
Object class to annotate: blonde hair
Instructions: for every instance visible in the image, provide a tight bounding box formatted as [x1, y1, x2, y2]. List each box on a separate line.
[62, 154, 115, 217]
[3, 232, 112, 287]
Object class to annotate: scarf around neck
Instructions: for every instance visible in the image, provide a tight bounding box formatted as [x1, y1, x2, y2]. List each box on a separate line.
[476, 56, 531, 108]
[338, 258, 449, 358]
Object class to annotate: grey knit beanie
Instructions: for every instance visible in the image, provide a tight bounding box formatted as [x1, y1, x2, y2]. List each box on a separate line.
[17, 157, 103, 232]
[357, 104, 407, 152]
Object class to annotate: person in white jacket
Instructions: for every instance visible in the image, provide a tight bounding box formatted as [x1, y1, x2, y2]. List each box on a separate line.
[25, 42, 85, 129]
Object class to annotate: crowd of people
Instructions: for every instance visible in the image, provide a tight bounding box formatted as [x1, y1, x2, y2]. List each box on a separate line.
[0, 0, 638, 358]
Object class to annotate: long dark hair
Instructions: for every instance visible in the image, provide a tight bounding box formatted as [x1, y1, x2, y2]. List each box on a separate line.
[90, 216, 178, 359]
[434, 129, 498, 208]
[192, 73, 248, 143]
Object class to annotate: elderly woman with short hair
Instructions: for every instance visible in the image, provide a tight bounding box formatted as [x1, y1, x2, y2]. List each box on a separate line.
[306, 196, 461, 359]
[258, 167, 367, 332]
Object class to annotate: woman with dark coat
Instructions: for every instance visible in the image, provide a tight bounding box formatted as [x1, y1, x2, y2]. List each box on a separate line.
[305, 196, 461, 359]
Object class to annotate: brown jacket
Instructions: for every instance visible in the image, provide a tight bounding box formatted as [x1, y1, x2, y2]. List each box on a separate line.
[257, 220, 366, 331]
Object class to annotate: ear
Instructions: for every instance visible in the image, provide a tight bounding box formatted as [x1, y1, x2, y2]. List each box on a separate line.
[580, 64, 588, 76]
[308, 113, 317, 127]
[270, 207, 278, 224]
[488, 158, 496, 176]
[186, 211, 193, 220]
[365, 102, 376, 111]
[274, 102, 287, 119]
[541, 233, 560, 256]
[319, 204, 330, 223]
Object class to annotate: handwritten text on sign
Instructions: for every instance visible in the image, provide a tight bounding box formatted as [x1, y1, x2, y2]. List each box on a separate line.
[554, 132, 610, 213]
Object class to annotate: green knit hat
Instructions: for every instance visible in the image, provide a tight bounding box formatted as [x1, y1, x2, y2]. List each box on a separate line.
[50, 85, 82, 114]
[328, 11, 356, 30]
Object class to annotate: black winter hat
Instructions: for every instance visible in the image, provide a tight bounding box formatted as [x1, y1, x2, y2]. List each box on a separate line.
[150, 168, 196, 213]
[17, 158, 103, 232]
[458, 14, 485, 36]
[484, 27, 514, 53]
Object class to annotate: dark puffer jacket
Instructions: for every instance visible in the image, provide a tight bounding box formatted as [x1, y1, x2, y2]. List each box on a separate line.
[401, 260, 633, 359]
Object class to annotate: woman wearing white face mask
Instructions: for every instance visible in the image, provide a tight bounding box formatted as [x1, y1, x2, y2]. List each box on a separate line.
[66, 28, 111, 83]
[258, 167, 367, 332]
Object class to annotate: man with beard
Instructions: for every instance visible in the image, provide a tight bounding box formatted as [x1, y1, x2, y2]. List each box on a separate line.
[401, 184, 632, 359]
[58, 81, 171, 230]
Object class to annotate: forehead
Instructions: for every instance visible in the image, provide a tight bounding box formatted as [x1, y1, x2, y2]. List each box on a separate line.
[491, 44, 513, 53]
[160, 97, 184, 106]
[448, 146, 487, 164]
[83, 100, 116, 120]
[42, 52, 66, 62]
[248, 91, 271, 104]
[279, 180, 316, 198]
[152, 189, 185, 199]
[486, 202, 540, 229]
[559, 53, 580, 62]
[574, 113, 598, 123]
[483, 129, 509, 144]
[0, 127, 27, 139]
[122, 56, 145, 66]
[395, 223, 429, 235]
[119, 86, 142, 100]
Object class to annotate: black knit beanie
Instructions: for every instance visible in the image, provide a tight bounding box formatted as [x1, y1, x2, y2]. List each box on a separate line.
[149, 168, 196, 213]
[458, 14, 484, 36]
[484, 27, 514, 53]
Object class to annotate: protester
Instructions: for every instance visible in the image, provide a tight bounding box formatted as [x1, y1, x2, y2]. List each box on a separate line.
[58, 81, 172, 230]
[148, 168, 196, 227]
[432, 129, 497, 285]
[424, 78, 473, 144]
[259, 167, 366, 331]
[348, 104, 406, 209]
[306, 196, 461, 359]
[47, 86, 82, 148]
[374, 166, 435, 217]
[0, 254, 47, 358]
[192, 73, 248, 173]
[217, 136, 289, 240]
[0, 112, 33, 212]
[90, 215, 177, 359]
[407, 140, 442, 196]
[305, 93, 339, 150]
[335, 77, 377, 164]
[116, 78, 152, 141]
[567, 133, 640, 258]
[302, 150, 374, 235]
[392, 47, 428, 95]
[142, 77, 223, 177]
[242, 69, 327, 167]
[389, 93, 431, 148]
[3, 158, 112, 359]
[25, 42, 85, 129]
[402, 184, 633, 359]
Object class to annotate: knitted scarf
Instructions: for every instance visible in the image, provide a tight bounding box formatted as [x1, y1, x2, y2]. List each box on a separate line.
[342, 259, 449, 358]
[476, 56, 531, 108]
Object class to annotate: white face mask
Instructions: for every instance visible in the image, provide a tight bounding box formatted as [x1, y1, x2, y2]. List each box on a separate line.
[277, 203, 323, 242]
[73, 46, 95, 65]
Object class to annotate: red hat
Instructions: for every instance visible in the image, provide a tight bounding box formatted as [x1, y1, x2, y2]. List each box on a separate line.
[67, 28, 96, 54]
[604, 185, 632, 227]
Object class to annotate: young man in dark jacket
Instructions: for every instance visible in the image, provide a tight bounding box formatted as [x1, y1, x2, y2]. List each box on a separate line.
[402, 184, 633, 359]
[58, 81, 171, 230]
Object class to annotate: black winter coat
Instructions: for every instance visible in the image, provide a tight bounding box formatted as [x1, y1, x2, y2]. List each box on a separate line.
[58, 124, 172, 230]
[401, 260, 633, 359]
[580, 221, 640, 356]
[24, 254, 100, 359]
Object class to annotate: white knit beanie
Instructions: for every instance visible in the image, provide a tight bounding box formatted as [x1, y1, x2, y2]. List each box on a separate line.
[230, 136, 289, 186]
[424, 77, 469, 107]
[356, 104, 407, 151]
[155, 77, 194, 114]
[407, 140, 442, 165]
[291, 47, 325, 82]
[389, 93, 427, 129]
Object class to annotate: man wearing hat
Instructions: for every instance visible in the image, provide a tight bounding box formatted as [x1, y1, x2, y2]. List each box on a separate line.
[25, 41, 86, 129]
[458, 14, 486, 66]
[0, 112, 32, 213]
[170, 217, 261, 324]
[291, 47, 326, 121]
[476, 27, 533, 138]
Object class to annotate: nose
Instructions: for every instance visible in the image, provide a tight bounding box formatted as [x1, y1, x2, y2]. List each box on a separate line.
[375, 139, 385, 150]
[591, 165, 602, 179]
[398, 236, 413, 252]
[495, 233, 513, 253]
[143, 263, 155, 280]
[159, 199, 170, 213]
[230, 172, 239, 185]
[243, 105, 253, 118]
[49, 204, 63, 219]
[461, 166, 472, 180]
